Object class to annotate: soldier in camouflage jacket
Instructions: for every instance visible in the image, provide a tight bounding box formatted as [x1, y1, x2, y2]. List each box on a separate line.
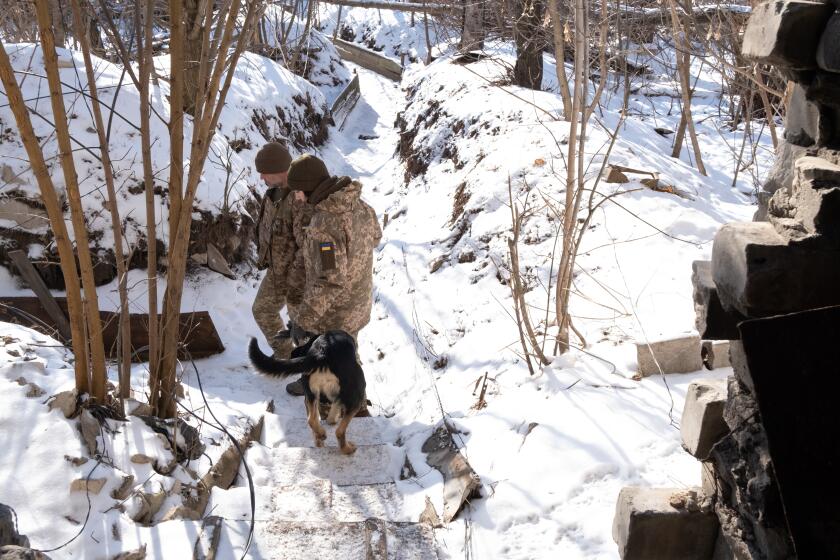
[251, 143, 295, 358]
[284, 155, 382, 340]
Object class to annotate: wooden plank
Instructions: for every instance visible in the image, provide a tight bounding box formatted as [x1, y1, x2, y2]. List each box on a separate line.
[330, 73, 360, 115]
[332, 38, 403, 81]
[331, 74, 361, 129]
[7, 250, 72, 339]
[193, 515, 224, 560]
[0, 296, 225, 361]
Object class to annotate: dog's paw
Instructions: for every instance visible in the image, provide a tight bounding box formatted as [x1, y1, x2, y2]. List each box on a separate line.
[314, 431, 327, 447]
[340, 441, 357, 455]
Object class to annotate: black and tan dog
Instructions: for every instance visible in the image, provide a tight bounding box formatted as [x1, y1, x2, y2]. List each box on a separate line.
[248, 330, 366, 454]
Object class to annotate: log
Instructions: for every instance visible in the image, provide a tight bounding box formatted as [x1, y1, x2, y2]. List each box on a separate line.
[320, 0, 453, 16]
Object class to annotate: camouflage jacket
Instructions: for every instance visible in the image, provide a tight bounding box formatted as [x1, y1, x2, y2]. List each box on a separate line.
[287, 179, 382, 335]
[255, 187, 295, 287]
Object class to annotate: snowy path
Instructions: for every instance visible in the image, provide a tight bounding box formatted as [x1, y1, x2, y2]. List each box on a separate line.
[191, 66, 446, 558]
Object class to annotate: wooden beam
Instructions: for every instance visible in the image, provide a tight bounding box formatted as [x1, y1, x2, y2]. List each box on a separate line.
[319, 0, 453, 16]
[332, 38, 403, 81]
[8, 250, 72, 340]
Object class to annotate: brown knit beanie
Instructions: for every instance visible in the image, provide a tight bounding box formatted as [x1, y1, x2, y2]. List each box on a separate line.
[255, 142, 292, 174]
[287, 154, 330, 192]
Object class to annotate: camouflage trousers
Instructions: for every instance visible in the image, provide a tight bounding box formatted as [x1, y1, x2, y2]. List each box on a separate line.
[252, 267, 294, 358]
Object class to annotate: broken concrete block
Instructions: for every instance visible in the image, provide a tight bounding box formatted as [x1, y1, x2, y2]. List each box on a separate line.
[727, 343, 755, 397]
[422, 425, 481, 523]
[784, 84, 820, 147]
[817, 12, 840, 72]
[0, 545, 52, 559]
[701, 462, 717, 497]
[711, 221, 840, 317]
[681, 380, 729, 459]
[635, 334, 702, 376]
[1, 504, 24, 547]
[70, 478, 107, 495]
[794, 154, 840, 186]
[613, 487, 718, 560]
[692, 261, 743, 341]
[47, 390, 77, 418]
[785, 156, 840, 240]
[702, 340, 731, 370]
[206, 243, 235, 279]
[742, 0, 834, 69]
[761, 140, 808, 198]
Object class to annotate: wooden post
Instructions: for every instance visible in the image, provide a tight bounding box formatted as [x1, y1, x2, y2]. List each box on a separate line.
[8, 250, 71, 340]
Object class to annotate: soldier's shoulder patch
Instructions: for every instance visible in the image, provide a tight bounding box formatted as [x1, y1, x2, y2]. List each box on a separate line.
[319, 241, 336, 271]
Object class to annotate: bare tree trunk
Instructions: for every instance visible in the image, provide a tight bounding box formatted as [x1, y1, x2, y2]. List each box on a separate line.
[555, 0, 586, 353]
[755, 68, 778, 149]
[70, 0, 132, 402]
[35, 0, 109, 400]
[139, 0, 160, 379]
[291, 0, 316, 73]
[666, 0, 706, 175]
[153, 0, 259, 418]
[50, 0, 65, 46]
[333, 5, 343, 40]
[423, 0, 433, 65]
[513, 0, 544, 90]
[547, 0, 572, 120]
[0, 39, 91, 395]
[182, 0, 206, 116]
[461, 0, 484, 52]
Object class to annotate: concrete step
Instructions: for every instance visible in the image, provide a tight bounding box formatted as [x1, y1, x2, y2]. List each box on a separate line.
[266, 444, 398, 487]
[255, 519, 440, 560]
[263, 414, 391, 448]
[208, 481, 425, 523]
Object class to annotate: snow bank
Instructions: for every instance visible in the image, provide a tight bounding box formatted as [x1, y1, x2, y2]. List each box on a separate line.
[0, 43, 330, 285]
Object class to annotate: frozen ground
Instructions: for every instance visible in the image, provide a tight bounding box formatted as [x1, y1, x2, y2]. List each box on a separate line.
[0, 13, 774, 559]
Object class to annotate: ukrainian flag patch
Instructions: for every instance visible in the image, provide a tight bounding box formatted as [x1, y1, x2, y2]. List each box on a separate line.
[319, 241, 336, 271]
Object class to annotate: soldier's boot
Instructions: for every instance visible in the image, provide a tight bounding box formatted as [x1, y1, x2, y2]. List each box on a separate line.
[286, 376, 305, 396]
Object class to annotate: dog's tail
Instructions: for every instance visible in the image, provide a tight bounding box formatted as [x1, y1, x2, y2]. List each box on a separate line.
[248, 338, 315, 377]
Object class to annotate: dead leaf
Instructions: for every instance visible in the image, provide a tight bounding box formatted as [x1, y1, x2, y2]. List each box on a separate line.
[534, 158, 546, 167]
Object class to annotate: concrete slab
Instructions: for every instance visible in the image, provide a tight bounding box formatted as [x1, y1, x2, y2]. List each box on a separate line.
[692, 261, 744, 341]
[613, 487, 718, 560]
[635, 334, 702, 376]
[209, 480, 419, 524]
[333, 483, 414, 522]
[711, 221, 840, 317]
[255, 520, 439, 559]
[263, 415, 389, 448]
[742, 0, 833, 69]
[269, 444, 396, 486]
[681, 379, 728, 460]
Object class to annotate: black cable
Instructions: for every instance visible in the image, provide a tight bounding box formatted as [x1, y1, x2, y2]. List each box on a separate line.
[34, 460, 101, 554]
[185, 352, 256, 560]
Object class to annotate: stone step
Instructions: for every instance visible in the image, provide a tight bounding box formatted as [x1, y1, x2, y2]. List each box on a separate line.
[263, 414, 391, 448]
[255, 519, 440, 560]
[209, 481, 424, 523]
[266, 444, 397, 487]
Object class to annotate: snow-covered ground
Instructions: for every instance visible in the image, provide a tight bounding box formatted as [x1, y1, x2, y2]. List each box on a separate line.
[0, 10, 776, 559]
